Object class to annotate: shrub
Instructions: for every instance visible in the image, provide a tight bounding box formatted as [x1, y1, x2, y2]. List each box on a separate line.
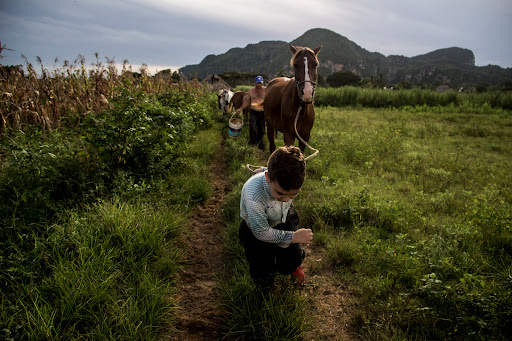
[81, 89, 211, 181]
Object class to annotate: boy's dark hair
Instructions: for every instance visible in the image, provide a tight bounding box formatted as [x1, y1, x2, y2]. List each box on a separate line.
[267, 146, 306, 190]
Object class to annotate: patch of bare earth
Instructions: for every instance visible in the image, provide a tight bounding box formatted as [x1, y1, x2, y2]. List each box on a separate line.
[301, 243, 356, 340]
[161, 141, 354, 340]
[162, 146, 231, 341]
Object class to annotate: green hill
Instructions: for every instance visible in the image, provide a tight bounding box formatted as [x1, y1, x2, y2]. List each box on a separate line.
[180, 28, 512, 87]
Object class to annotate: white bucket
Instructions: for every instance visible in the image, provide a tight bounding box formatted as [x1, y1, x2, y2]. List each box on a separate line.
[228, 113, 243, 137]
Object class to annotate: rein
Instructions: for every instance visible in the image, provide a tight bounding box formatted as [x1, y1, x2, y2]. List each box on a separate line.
[245, 104, 319, 174]
[294, 105, 319, 161]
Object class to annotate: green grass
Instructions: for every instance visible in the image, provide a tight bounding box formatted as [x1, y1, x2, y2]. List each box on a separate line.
[219, 104, 511, 340]
[2, 199, 182, 340]
[3, 81, 511, 340]
[315, 86, 512, 111]
[295, 106, 512, 339]
[0, 90, 221, 340]
[220, 126, 311, 340]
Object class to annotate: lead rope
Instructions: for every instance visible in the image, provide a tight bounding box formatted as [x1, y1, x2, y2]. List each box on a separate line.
[294, 105, 319, 161]
[245, 105, 319, 174]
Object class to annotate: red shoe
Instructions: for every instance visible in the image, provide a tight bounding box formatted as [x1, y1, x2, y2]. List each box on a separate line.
[291, 266, 305, 287]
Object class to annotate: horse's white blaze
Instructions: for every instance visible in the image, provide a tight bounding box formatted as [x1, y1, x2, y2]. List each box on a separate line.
[303, 56, 314, 100]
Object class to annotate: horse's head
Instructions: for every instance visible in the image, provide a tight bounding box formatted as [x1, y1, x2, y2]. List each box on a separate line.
[290, 44, 322, 104]
[220, 89, 232, 113]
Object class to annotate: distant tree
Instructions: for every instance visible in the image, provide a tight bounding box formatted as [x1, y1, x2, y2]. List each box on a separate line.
[476, 83, 489, 93]
[416, 82, 427, 89]
[398, 81, 412, 90]
[317, 74, 326, 87]
[500, 81, 512, 91]
[365, 74, 386, 88]
[326, 71, 361, 87]
[171, 71, 181, 82]
[219, 72, 266, 87]
[276, 70, 288, 77]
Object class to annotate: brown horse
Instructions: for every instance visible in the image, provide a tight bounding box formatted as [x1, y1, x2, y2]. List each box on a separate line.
[229, 91, 249, 121]
[264, 44, 322, 153]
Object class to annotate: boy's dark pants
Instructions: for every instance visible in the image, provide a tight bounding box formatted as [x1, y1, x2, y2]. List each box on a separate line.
[239, 207, 305, 286]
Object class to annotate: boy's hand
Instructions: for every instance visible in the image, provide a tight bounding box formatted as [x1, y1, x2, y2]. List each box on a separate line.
[292, 228, 313, 244]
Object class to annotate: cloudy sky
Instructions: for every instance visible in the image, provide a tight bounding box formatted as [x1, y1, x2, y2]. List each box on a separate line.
[1, 0, 511, 74]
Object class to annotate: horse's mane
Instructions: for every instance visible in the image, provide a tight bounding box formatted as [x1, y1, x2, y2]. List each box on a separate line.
[289, 47, 317, 67]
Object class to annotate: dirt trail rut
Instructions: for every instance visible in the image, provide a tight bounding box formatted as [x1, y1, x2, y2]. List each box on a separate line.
[164, 142, 353, 340]
[165, 149, 231, 340]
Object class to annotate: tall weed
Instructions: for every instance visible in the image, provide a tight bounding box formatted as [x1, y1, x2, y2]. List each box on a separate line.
[315, 86, 512, 110]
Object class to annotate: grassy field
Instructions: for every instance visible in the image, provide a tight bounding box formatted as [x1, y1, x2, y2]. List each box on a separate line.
[299, 106, 511, 339]
[221, 105, 512, 340]
[0, 65, 219, 339]
[1, 61, 511, 339]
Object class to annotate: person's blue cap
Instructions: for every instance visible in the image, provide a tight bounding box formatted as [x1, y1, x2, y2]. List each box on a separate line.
[255, 76, 263, 83]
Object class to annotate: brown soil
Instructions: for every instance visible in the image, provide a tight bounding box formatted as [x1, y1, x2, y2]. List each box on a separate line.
[301, 243, 355, 340]
[162, 147, 231, 340]
[163, 142, 354, 340]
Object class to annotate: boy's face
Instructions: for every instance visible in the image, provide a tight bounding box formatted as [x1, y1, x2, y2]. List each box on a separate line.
[265, 172, 300, 202]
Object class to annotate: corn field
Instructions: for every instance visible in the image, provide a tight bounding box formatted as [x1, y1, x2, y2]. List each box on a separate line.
[0, 55, 204, 135]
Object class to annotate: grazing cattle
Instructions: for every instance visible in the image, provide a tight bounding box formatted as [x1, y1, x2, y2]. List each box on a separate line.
[264, 44, 322, 153]
[229, 91, 249, 121]
[218, 88, 234, 114]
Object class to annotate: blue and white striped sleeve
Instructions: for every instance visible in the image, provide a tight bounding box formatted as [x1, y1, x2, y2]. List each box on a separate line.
[241, 173, 293, 247]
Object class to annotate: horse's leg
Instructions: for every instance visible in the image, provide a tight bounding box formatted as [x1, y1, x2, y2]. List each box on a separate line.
[283, 131, 295, 148]
[298, 131, 311, 153]
[267, 123, 276, 153]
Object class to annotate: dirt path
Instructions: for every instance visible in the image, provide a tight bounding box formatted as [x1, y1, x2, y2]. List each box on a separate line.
[164, 145, 231, 340]
[301, 243, 355, 340]
[164, 140, 353, 340]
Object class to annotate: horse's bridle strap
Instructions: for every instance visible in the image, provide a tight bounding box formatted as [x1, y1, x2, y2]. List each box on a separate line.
[296, 80, 317, 104]
[296, 80, 317, 88]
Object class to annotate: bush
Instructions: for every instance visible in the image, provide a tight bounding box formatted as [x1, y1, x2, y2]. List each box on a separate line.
[326, 71, 361, 87]
[81, 89, 211, 182]
[0, 130, 101, 228]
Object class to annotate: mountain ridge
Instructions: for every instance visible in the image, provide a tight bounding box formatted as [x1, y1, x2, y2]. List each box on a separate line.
[180, 28, 511, 87]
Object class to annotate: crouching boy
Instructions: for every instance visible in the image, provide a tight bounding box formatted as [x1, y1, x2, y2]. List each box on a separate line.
[239, 146, 313, 287]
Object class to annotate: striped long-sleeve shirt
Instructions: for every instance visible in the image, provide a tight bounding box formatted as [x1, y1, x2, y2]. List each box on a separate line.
[240, 170, 294, 248]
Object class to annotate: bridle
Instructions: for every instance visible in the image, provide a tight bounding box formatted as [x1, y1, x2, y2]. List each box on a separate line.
[294, 51, 318, 104]
[295, 79, 318, 103]
[295, 80, 317, 104]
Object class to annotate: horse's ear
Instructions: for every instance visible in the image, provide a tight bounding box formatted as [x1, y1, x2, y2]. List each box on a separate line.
[313, 45, 323, 56]
[289, 44, 298, 55]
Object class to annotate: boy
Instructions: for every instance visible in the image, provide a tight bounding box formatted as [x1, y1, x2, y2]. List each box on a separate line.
[239, 146, 314, 287]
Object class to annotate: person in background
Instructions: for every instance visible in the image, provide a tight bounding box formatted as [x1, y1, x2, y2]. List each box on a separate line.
[236, 75, 266, 149]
